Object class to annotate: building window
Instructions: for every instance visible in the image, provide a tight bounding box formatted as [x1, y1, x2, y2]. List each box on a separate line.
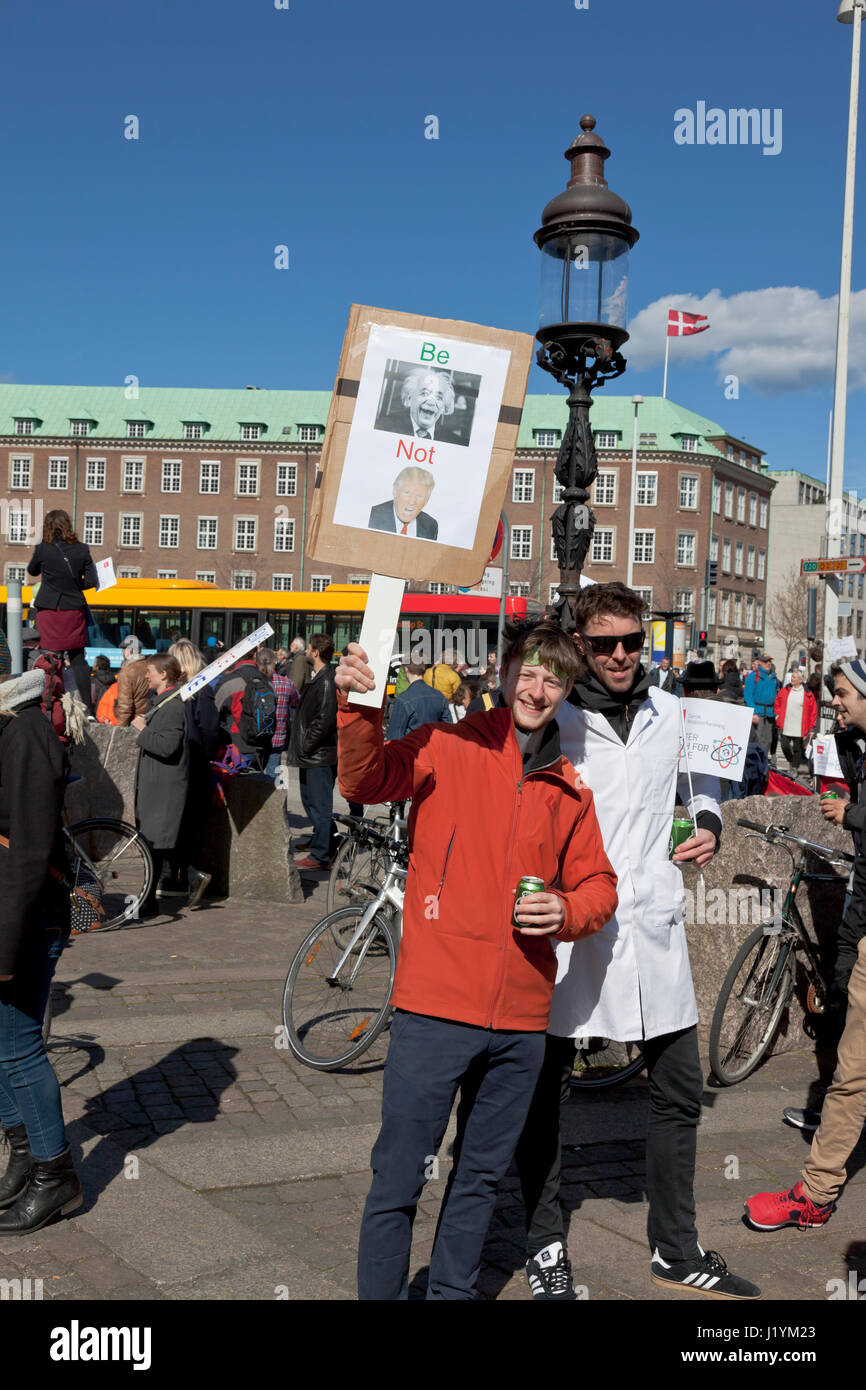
[726, 444, 734, 460]
[310, 575, 331, 593]
[675, 589, 694, 620]
[636, 472, 657, 506]
[747, 545, 756, 579]
[157, 569, 177, 580]
[710, 535, 719, 561]
[240, 424, 261, 442]
[749, 492, 758, 525]
[745, 595, 755, 629]
[551, 479, 564, 502]
[722, 538, 732, 571]
[760, 499, 768, 528]
[724, 483, 734, 518]
[82, 513, 103, 547]
[236, 461, 260, 496]
[679, 475, 698, 509]
[119, 514, 142, 547]
[676, 532, 696, 567]
[349, 574, 370, 585]
[712, 480, 721, 513]
[272, 574, 294, 591]
[735, 540, 744, 575]
[851, 533, 858, 556]
[639, 432, 657, 448]
[7, 510, 30, 544]
[594, 470, 617, 506]
[428, 582, 455, 595]
[720, 591, 730, 624]
[298, 425, 320, 444]
[10, 456, 31, 489]
[508, 582, 530, 597]
[232, 571, 256, 590]
[197, 517, 218, 550]
[47, 456, 69, 490]
[234, 517, 257, 551]
[127, 421, 147, 439]
[548, 583, 560, 604]
[595, 431, 619, 449]
[550, 535, 558, 563]
[184, 423, 204, 440]
[195, 570, 216, 584]
[707, 592, 717, 625]
[70, 419, 90, 437]
[274, 517, 295, 552]
[510, 526, 532, 561]
[680, 434, 699, 452]
[122, 457, 144, 492]
[859, 574, 864, 600]
[13, 418, 33, 436]
[849, 574, 855, 597]
[633, 586, 653, 614]
[199, 461, 221, 494]
[5, 564, 27, 582]
[276, 462, 298, 497]
[512, 469, 535, 503]
[590, 527, 615, 563]
[158, 515, 180, 548]
[534, 430, 559, 448]
[85, 458, 106, 491]
[633, 530, 655, 564]
[737, 487, 746, 522]
[161, 459, 182, 493]
[733, 593, 742, 626]
[118, 567, 140, 579]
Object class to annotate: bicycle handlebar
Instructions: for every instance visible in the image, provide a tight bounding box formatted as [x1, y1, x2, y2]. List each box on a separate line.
[736, 818, 855, 864]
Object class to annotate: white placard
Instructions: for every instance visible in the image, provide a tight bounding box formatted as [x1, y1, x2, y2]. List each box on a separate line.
[812, 736, 844, 779]
[180, 623, 274, 701]
[829, 636, 858, 660]
[458, 566, 502, 599]
[679, 697, 755, 783]
[348, 573, 406, 709]
[95, 557, 117, 592]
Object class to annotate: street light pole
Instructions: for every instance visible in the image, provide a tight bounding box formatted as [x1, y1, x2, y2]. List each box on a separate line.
[822, 0, 864, 720]
[626, 394, 643, 589]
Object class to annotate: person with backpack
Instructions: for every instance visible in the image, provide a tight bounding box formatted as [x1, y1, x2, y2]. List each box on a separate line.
[385, 659, 451, 740]
[213, 646, 276, 773]
[743, 653, 781, 760]
[257, 648, 299, 779]
[287, 634, 338, 872]
[130, 654, 189, 915]
[26, 510, 98, 714]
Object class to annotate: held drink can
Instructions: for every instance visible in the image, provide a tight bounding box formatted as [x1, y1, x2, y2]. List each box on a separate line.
[513, 876, 546, 926]
[820, 791, 840, 800]
[669, 819, 695, 860]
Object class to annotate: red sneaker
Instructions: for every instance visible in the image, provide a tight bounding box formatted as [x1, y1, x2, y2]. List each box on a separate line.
[744, 1180, 833, 1231]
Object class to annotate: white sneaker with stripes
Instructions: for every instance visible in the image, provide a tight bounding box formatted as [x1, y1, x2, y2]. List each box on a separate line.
[650, 1245, 761, 1300]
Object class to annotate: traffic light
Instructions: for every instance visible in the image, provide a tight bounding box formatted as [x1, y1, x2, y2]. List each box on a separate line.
[705, 558, 718, 587]
[699, 630, 708, 647]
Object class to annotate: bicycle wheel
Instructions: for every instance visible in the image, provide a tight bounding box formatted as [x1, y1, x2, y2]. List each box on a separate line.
[283, 906, 397, 1070]
[326, 833, 389, 915]
[569, 1038, 645, 1091]
[66, 819, 154, 930]
[709, 926, 795, 1086]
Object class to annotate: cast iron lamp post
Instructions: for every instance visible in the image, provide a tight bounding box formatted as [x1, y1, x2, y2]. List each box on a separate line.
[534, 115, 639, 632]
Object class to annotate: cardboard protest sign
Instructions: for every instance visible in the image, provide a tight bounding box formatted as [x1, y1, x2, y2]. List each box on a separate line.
[181, 622, 274, 702]
[307, 305, 534, 587]
[812, 735, 843, 779]
[679, 698, 754, 783]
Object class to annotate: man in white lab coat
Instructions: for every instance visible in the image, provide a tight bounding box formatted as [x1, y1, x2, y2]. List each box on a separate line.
[515, 581, 761, 1302]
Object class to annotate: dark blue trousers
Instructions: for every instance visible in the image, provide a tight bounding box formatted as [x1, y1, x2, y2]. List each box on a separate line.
[357, 1010, 545, 1300]
[298, 764, 337, 864]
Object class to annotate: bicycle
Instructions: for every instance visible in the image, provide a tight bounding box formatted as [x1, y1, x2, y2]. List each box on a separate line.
[282, 813, 408, 1069]
[569, 1038, 645, 1091]
[64, 818, 154, 931]
[325, 804, 402, 915]
[708, 818, 853, 1087]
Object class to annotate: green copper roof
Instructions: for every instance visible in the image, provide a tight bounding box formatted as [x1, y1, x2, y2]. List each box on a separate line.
[516, 393, 761, 460]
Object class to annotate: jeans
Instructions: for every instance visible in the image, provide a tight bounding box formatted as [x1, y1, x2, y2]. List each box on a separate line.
[0, 886, 70, 1160]
[358, 1010, 546, 1300]
[780, 734, 805, 770]
[298, 764, 337, 864]
[516, 1025, 703, 1264]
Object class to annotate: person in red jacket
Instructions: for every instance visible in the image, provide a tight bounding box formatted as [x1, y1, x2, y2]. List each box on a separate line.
[336, 620, 618, 1301]
[774, 668, 817, 773]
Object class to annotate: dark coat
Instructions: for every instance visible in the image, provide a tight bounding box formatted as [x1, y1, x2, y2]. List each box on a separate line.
[289, 650, 312, 694]
[287, 664, 337, 767]
[368, 500, 438, 540]
[374, 404, 467, 446]
[386, 680, 451, 740]
[27, 541, 98, 610]
[134, 687, 189, 849]
[0, 701, 68, 974]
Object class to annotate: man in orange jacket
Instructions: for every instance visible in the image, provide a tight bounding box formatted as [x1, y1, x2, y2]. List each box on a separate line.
[336, 620, 617, 1300]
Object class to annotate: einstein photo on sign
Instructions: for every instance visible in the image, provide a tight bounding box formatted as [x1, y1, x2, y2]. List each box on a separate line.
[374, 361, 478, 448]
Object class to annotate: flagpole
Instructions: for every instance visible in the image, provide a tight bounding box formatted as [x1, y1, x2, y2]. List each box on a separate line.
[663, 326, 670, 400]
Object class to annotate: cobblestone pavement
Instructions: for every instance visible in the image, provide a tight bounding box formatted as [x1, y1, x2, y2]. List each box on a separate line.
[1, 807, 864, 1302]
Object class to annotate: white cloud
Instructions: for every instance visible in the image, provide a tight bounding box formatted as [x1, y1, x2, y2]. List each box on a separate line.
[625, 286, 866, 395]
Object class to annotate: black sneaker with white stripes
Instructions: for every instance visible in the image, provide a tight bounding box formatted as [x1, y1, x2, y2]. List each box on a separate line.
[525, 1242, 577, 1300]
[651, 1246, 761, 1300]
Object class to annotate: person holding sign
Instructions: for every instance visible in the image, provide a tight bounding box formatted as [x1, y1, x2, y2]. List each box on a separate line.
[516, 582, 760, 1301]
[335, 621, 617, 1301]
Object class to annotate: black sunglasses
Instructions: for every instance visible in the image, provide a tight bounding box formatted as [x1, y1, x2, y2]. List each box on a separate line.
[579, 630, 644, 656]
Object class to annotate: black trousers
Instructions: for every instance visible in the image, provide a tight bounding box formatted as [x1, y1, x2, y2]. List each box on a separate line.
[515, 1025, 703, 1264]
[780, 734, 805, 769]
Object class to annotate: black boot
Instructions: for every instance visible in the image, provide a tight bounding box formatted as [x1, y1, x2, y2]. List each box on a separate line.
[0, 1147, 82, 1234]
[0, 1124, 32, 1209]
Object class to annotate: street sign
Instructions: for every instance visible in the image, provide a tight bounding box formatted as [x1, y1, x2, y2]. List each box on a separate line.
[837, 600, 853, 617]
[801, 556, 866, 574]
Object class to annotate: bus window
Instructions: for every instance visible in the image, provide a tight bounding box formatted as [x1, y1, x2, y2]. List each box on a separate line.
[200, 611, 226, 650]
[87, 607, 135, 649]
[331, 613, 362, 655]
[136, 609, 191, 651]
[265, 614, 294, 652]
[230, 612, 261, 647]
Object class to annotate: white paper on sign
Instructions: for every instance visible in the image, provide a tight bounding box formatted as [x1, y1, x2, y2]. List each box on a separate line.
[679, 698, 754, 782]
[95, 557, 117, 592]
[812, 737, 843, 779]
[348, 573, 406, 709]
[180, 623, 274, 701]
[829, 635, 858, 661]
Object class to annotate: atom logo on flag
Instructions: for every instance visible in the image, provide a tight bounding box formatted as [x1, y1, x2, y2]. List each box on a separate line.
[711, 735, 742, 770]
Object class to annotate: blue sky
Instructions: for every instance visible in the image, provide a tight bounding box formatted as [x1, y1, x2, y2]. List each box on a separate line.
[2, 0, 864, 491]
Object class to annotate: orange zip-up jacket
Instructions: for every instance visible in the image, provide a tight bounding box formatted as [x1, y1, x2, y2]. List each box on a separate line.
[337, 698, 618, 1032]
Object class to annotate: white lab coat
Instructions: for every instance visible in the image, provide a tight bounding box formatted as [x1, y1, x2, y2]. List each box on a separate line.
[548, 686, 721, 1043]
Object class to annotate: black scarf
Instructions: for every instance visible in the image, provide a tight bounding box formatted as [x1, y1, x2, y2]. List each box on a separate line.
[569, 664, 654, 744]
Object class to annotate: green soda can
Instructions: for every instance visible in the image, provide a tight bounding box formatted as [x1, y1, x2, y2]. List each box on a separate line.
[513, 875, 546, 926]
[669, 819, 695, 859]
[820, 792, 840, 800]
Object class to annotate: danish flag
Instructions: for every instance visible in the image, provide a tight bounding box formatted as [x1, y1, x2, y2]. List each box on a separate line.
[667, 309, 710, 337]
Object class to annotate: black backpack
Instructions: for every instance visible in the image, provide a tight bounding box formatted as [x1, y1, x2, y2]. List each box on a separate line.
[237, 669, 277, 749]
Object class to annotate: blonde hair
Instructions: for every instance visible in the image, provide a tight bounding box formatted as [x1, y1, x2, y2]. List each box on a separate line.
[168, 639, 204, 686]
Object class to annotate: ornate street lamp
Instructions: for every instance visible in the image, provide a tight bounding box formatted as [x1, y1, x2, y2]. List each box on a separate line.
[534, 115, 639, 632]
